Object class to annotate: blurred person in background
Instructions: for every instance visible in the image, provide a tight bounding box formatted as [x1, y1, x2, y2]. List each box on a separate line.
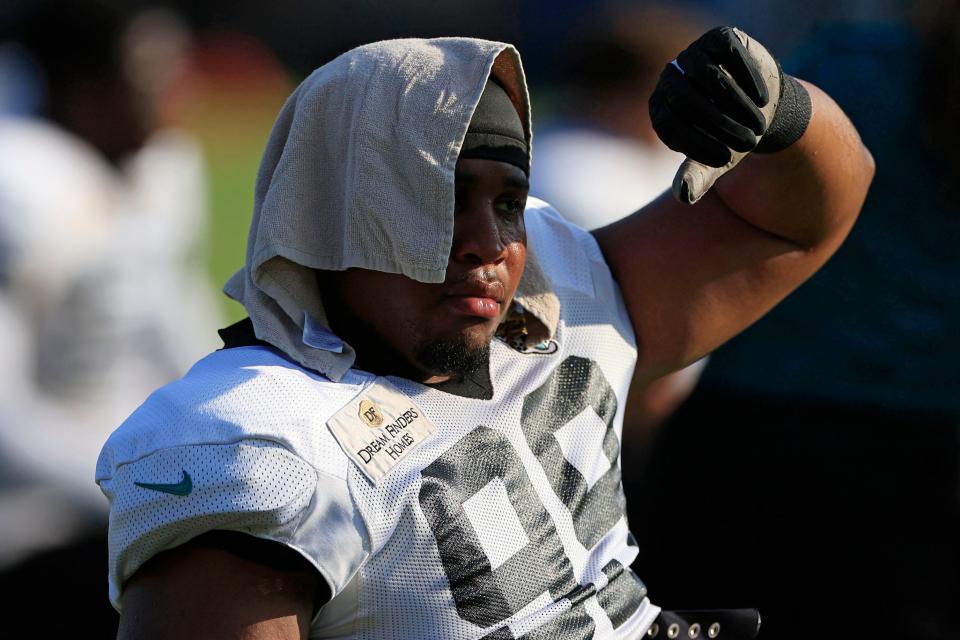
[0, 2, 220, 634]
[531, 3, 709, 456]
[634, 3, 960, 639]
[532, 3, 700, 227]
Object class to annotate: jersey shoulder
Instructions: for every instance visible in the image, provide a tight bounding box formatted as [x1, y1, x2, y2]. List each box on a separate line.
[96, 345, 366, 482]
[524, 197, 634, 340]
[525, 196, 611, 296]
[96, 346, 371, 611]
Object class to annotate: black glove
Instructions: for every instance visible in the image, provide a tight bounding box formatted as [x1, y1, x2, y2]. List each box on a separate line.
[650, 26, 811, 169]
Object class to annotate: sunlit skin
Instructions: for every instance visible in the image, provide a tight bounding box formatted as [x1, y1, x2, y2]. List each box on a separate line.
[321, 158, 529, 384]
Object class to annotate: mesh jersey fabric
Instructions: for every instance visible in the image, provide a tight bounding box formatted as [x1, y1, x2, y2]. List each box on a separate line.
[97, 199, 660, 638]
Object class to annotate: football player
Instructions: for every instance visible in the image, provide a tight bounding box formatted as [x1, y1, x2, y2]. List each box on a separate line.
[97, 29, 873, 639]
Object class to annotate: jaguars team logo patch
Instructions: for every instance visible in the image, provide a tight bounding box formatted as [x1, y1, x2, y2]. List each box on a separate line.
[328, 380, 435, 484]
[521, 339, 560, 355]
[358, 399, 384, 427]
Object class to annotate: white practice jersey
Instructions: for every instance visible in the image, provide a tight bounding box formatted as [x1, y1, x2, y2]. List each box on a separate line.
[97, 200, 660, 638]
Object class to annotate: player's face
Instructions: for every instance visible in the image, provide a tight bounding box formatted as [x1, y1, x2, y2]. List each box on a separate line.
[323, 158, 528, 383]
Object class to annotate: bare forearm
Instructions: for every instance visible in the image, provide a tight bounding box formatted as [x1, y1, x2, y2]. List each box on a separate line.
[712, 80, 874, 252]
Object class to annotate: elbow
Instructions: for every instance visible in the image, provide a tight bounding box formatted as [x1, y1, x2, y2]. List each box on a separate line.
[848, 140, 876, 226]
[793, 142, 874, 255]
[860, 142, 877, 194]
[807, 141, 874, 255]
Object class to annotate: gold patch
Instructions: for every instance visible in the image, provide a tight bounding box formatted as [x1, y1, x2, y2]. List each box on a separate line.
[358, 399, 384, 427]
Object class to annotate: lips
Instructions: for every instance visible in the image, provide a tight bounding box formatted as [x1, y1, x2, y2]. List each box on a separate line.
[443, 279, 505, 319]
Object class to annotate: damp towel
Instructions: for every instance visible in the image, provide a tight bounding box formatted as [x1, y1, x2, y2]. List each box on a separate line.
[224, 37, 560, 381]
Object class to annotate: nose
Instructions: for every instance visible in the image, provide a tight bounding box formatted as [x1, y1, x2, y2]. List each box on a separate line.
[450, 203, 509, 267]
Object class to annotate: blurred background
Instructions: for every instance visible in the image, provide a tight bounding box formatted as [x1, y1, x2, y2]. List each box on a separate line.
[0, 0, 956, 638]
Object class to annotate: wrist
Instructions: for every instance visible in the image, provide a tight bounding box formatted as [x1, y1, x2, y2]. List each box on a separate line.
[755, 69, 812, 154]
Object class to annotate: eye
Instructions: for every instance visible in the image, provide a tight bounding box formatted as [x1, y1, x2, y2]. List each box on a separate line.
[495, 197, 526, 218]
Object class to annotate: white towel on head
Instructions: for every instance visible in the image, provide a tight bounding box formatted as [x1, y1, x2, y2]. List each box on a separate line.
[224, 37, 559, 382]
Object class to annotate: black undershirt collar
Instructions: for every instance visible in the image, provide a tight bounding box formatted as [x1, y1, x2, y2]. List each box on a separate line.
[218, 318, 493, 400]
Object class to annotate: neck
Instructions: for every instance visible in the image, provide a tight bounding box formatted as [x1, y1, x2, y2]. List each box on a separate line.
[353, 343, 453, 385]
[325, 308, 453, 385]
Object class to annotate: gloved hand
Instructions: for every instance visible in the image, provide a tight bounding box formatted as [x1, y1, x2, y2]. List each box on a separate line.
[649, 27, 812, 204]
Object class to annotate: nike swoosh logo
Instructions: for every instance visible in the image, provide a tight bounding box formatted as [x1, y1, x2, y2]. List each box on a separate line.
[135, 470, 193, 496]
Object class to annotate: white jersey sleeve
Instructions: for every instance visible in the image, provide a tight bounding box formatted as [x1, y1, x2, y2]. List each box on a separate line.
[95, 346, 372, 612]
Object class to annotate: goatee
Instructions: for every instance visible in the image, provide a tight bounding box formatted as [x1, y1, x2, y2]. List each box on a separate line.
[413, 335, 489, 378]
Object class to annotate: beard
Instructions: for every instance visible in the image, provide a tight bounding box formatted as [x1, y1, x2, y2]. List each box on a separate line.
[413, 333, 490, 379]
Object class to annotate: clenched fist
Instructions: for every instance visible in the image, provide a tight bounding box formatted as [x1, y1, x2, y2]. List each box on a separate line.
[649, 27, 811, 203]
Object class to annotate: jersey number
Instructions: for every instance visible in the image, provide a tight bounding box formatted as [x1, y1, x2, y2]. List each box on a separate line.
[418, 356, 645, 639]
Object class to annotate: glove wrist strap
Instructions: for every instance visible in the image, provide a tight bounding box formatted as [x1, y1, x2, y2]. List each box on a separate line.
[755, 71, 811, 153]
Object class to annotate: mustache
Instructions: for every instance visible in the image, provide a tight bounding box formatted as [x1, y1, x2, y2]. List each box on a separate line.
[442, 268, 507, 303]
[444, 268, 500, 286]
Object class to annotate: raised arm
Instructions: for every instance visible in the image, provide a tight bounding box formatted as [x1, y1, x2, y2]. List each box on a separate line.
[593, 28, 874, 386]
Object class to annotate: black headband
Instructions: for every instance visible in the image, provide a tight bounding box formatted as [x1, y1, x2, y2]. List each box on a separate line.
[459, 79, 529, 175]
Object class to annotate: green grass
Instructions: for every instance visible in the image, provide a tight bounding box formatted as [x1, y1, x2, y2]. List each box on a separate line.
[205, 140, 261, 322]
